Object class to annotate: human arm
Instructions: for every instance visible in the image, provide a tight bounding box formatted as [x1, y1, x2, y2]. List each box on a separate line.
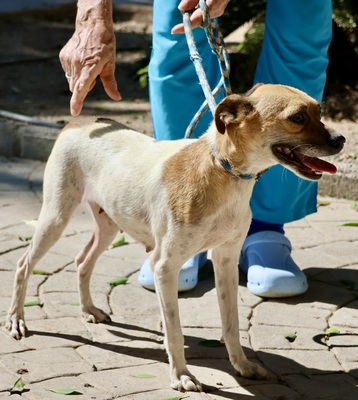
[172, 0, 231, 34]
[59, 0, 121, 116]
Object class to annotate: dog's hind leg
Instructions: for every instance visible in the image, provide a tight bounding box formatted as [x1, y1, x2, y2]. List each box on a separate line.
[212, 240, 268, 380]
[75, 202, 118, 323]
[6, 185, 81, 339]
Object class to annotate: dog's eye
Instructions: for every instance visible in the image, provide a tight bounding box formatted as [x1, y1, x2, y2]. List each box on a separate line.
[288, 112, 307, 125]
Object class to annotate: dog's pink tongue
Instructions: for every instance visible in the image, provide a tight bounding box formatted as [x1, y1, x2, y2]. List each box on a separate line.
[296, 152, 337, 174]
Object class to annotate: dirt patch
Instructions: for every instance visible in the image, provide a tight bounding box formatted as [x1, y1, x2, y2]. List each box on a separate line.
[0, 4, 153, 134]
[0, 4, 356, 135]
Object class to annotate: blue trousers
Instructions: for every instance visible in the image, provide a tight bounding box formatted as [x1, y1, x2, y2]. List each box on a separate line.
[149, 0, 332, 224]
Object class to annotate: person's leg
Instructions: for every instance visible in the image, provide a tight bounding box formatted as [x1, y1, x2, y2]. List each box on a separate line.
[139, 0, 223, 291]
[149, 1, 222, 140]
[241, 0, 333, 297]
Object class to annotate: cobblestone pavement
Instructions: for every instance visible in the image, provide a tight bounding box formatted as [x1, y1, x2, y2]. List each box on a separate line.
[0, 156, 358, 399]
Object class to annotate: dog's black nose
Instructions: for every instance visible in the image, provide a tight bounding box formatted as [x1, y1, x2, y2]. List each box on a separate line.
[330, 135, 346, 151]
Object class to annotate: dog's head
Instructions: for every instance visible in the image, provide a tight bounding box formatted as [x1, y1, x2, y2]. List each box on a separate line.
[214, 83, 345, 181]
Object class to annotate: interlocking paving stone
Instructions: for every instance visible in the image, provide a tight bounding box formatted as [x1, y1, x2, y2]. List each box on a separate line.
[1, 156, 358, 398]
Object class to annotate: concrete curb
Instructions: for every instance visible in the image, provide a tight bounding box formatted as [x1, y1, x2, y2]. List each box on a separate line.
[0, 120, 59, 162]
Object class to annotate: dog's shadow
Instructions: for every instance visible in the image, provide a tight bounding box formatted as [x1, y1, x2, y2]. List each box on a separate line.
[27, 265, 358, 397]
[29, 322, 358, 398]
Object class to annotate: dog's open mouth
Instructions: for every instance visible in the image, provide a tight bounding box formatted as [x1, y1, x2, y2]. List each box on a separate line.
[273, 145, 337, 180]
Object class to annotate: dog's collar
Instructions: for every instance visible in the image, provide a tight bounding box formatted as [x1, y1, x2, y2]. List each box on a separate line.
[211, 145, 267, 181]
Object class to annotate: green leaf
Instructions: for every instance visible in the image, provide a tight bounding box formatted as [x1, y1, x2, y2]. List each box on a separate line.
[325, 327, 341, 337]
[33, 269, 53, 276]
[284, 332, 297, 343]
[70, 302, 80, 306]
[300, 369, 312, 379]
[24, 299, 43, 307]
[9, 377, 26, 394]
[109, 277, 128, 286]
[18, 235, 32, 242]
[109, 235, 127, 249]
[342, 222, 358, 227]
[318, 200, 331, 207]
[47, 388, 82, 395]
[198, 339, 225, 347]
[131, 373, 156, 379]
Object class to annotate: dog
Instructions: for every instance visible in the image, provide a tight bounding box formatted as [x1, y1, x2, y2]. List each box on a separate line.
[6, 84, 345, 392]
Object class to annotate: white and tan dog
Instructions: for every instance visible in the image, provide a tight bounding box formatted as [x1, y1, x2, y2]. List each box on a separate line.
[6, 84, 345, 391]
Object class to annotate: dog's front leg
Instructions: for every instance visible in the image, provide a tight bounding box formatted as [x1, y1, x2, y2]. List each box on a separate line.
[212, 241, 268, 380]
[153, 255, 202, 392]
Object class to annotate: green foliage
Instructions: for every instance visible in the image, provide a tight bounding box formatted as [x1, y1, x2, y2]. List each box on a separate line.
[220, 0, 265, 38]
[221, 0, 358, 94]
[333, 0, 358, 54]
[137, 65, 149, 88]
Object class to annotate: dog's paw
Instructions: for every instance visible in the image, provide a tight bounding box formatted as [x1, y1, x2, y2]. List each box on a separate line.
[171, 373, 202, 392]
[83, 306, 111, 324]
[5, 316, 28, 340]
[235, 359, 268, 380]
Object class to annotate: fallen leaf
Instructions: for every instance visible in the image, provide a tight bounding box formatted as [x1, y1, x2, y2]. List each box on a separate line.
[9, 377, 26, 394]
[109, 277, 128, 286]
[342, 222, 358, 227]
[325, 327, 341, 337]
[131, 373, 156, 379]
[47, 388, 82, 395]
[33, 269, 53, 276]
[284, 332, 297, 343]
[18, 235, 32, 242]
[198, 339, 225, 347]
[24, 299, 43, 307]
[318, 200, 330, 207]
[109, 235, 127, 249]
[300, 370, 312, 379]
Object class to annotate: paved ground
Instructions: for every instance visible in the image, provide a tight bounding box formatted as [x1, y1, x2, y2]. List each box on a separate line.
[1, 2, 357, 399]
[0, 156, 358, 399]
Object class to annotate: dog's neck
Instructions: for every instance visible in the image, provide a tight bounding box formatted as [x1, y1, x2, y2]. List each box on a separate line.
[210, 144, 267, 181]
[204, 125, 268, 181]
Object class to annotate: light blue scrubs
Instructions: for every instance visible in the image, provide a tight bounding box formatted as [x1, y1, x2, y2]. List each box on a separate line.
[149, 0, 332, 224]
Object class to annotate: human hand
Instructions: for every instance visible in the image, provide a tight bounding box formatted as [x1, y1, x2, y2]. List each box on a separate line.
[60, 18, 121, 116]
[172, 0, 230, 34]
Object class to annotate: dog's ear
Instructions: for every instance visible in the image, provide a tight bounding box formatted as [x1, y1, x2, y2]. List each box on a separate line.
[215, 94, 254, 134]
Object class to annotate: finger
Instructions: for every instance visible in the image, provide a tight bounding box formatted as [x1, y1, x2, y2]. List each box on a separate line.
[70, 61, 102, 115]
[70, 93, 83, 117]
[70, 75, 96, 116]
[100, 63, 121, 101]
[172, 8, 203, 34]
[70, 82, 93, 116]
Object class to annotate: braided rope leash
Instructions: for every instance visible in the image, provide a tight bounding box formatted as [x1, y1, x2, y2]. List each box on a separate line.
[183, 0, 232, 138]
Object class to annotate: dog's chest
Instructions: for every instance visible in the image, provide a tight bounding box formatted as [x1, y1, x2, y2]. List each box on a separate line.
[203, 203, 252, 246]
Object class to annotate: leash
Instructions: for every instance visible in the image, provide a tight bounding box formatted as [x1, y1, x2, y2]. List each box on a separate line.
[183, 0, 232, 138]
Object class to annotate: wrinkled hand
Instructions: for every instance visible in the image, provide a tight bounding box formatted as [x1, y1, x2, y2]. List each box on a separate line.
[172, 0, 231, 34]
[59, 21, 121, 116]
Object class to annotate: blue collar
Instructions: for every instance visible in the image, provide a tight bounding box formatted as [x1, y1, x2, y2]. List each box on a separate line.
[211, 145, 267, 181]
